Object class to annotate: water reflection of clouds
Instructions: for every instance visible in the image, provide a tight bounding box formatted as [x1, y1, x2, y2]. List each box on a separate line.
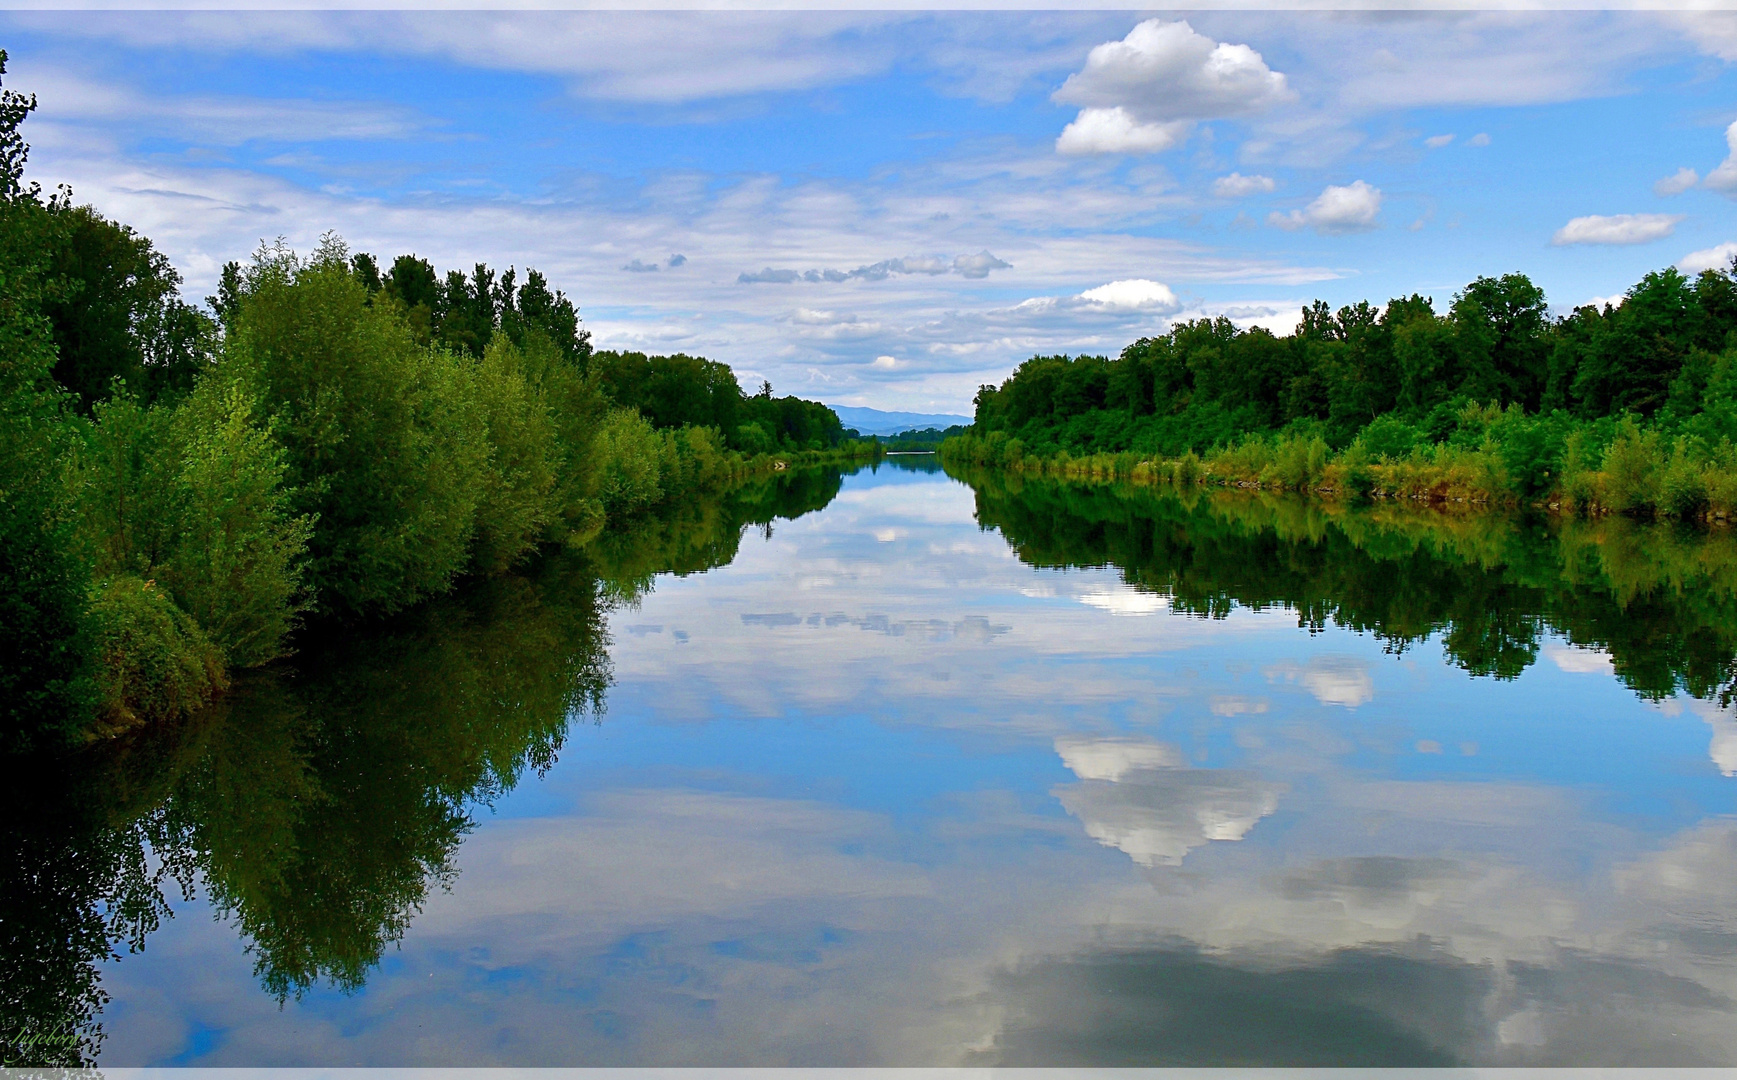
[581, 472, 1737, 1062]
[1544, 643, 1617, 675]
[94, 469, 1737, 1066]
[1687, 699, 1737, 777]
[524, 474, 1737, 1062]
[1076, 586, 1169, 617]
[607, 476, 1302, 734]
[1265, 656, 1376, 708]
[1051, 735, 1284, 867]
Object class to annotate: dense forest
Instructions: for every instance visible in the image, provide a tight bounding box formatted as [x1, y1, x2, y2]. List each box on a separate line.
[881, 424, 967, 452]
[0, 54, 873, 752]
[947, 266, 1737, 519]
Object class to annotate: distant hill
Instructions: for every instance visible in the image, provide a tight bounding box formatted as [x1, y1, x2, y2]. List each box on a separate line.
[830, 405, 972, 436]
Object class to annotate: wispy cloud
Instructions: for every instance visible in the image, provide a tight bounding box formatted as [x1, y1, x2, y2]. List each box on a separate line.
[737, 252, 1012, 285]
[1655, 167, 1699, 196]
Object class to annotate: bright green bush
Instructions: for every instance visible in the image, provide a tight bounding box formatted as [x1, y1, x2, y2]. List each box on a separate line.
[81, 381, 313, 668]
[88, 575, 226, 730]
[469, 336, 559, 574]
[593, 408, 664, 515]
[1598, 419, 1661, 514]
[733, 420, 775, 456]
[1359, 415, 1421, 462]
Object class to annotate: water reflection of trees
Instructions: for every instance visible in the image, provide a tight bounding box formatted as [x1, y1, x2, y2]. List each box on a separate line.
[0, 467, 846, 1065]
[958, 468, 1737, 701]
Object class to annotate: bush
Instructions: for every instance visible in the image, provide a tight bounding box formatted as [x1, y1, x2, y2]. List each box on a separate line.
[82, 380, 313, 668]
[734, 421, 775, 456]
[1270, 433, 1329, 491]
[1659, 439, 1709, 519]
[593, 408, 664, 515]
[88, 575, 226, 731]
[0, 182, 97, 751]
[470, 336, 559, 574]
[1359, 414, 1421, 461]
[1599, 418, 1661, 514]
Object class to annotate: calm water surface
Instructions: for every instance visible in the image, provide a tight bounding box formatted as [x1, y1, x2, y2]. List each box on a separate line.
[13, 459, 1737, 1066]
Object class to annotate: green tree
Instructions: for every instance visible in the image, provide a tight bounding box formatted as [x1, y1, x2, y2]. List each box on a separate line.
[41, 202, 216, 410]
[0, 49, 96, 751]
[225, 237, 489, 616]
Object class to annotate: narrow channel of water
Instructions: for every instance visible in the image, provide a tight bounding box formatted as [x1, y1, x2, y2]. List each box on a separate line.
[8, 457, 1737, 1066]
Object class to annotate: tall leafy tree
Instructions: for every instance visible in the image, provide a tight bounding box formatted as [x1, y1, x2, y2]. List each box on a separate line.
[0, 49, 96, 751]
[40, 203, 215, 411]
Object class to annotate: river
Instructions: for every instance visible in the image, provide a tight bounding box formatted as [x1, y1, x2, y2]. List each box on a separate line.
[8, 456, 1737, 1066]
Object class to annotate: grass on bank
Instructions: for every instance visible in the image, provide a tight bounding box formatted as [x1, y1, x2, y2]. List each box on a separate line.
[943, 401, 1737, 522]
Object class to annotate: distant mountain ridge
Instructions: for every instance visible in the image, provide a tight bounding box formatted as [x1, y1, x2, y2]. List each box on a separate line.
[830, 405, 972, 436]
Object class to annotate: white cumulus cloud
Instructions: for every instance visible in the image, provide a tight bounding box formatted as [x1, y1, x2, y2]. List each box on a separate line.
[1681, 242, 1737, 275]
[1052, 19, 1291, 156]
[1212, 172, 1276, 198]
[1077, 278, 1181, 312]
[1055, 107, 1187, 155]
[1424, 133, 1455, 149]
[1655, 167, 1700, 196]
[1551, 213, 1683, 246]
[1269, 180, 1382, 235]
[1706, 120, 1737, 193]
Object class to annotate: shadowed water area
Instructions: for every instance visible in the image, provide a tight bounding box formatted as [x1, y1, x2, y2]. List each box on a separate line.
[9, 457, 1737, 1066]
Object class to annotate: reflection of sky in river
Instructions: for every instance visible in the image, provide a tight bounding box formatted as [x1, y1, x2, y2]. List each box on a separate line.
[97, 465, 1737, 1065]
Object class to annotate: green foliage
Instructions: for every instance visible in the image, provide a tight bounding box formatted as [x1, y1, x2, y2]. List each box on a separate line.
[959, 258, 1737, 524]
[360, 255, 592, 367]
[882, 424, 964, 452]
[952, 467, 1737, 700]
[87, 575, 227, 730]
[81, 381, 313, 669]
[41, 202, 216, 411]
[2, 52, 873, 745]
[468, 335, 560, 573]
[0, 52, 97, 752]
[734, 420, 776, 455]
[593, 349, 741, 434]
[592, 407, 666, 514]
[224, 238, 490, 615]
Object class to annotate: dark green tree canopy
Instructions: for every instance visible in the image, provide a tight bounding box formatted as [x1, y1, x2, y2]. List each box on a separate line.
[968, 264, 1737, 460]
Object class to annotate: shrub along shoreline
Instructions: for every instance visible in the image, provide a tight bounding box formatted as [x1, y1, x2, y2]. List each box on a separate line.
[0, 55, 878, 750]
[942, 406, 1737, 521]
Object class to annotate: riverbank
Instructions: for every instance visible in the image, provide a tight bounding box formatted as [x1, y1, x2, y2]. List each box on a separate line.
[940, 421, 1737, 525]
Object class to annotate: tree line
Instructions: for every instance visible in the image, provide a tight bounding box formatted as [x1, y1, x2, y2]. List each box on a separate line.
[0, 53, 872, 752]
[948, 264, 1737, 518]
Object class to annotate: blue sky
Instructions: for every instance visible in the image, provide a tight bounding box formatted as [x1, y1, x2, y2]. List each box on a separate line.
[6, 9, 1737, 412]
